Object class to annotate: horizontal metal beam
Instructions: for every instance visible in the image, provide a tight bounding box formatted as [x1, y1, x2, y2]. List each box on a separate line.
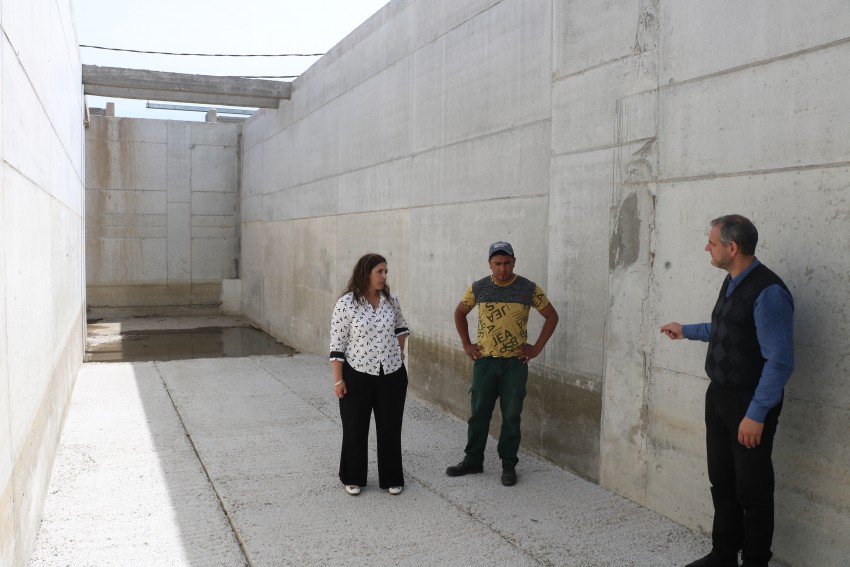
[145, 102, 255, 115]
[82, 65, 290, 108]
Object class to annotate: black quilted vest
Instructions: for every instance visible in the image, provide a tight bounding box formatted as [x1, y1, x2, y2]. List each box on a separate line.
[705, 263, 790, 390]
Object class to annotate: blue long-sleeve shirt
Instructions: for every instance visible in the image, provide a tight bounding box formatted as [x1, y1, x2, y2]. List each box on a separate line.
[682, 258, 794, 422]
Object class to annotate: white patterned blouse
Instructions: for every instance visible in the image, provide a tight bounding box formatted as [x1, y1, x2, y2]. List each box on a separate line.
[329, 292, 410, 375]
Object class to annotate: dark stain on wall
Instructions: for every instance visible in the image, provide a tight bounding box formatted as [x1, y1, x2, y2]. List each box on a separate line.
[609, 192, 641, 271]
[410, 337, 601, 482]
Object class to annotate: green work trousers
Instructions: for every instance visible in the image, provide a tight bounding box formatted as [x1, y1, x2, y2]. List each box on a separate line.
[463, 356, 528, 467]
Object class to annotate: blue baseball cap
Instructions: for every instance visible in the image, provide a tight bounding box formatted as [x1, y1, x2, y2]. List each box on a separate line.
[488, 241, 514, 258]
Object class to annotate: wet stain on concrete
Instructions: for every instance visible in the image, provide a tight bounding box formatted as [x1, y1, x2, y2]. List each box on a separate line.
[85, 327, 297, 363]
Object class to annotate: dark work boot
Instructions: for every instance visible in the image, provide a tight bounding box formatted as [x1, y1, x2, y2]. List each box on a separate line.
[501, 464, 517, 486]
[445, 461, 483, 477]
[684, 551, 739, 567]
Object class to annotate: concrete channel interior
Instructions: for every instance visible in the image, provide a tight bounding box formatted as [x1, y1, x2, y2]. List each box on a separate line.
[3, 1, 850, 566]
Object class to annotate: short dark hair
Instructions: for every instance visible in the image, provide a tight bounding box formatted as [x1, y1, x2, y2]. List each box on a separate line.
[710, 214, 758, 255]
[342, 253, 390, 303]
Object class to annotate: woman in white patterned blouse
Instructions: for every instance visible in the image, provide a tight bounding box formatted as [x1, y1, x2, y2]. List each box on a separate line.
[329, 253, 410, 496]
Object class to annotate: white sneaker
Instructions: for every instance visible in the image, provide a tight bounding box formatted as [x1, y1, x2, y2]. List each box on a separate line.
[345, 485, 361, 496]
[388, 486, 403, 495]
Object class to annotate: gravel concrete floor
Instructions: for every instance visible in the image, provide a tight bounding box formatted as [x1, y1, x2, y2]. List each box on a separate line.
[28, 352, 740, 567]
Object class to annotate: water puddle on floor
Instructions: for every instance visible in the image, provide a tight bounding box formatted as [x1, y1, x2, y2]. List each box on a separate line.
[85, 327, 297, 363]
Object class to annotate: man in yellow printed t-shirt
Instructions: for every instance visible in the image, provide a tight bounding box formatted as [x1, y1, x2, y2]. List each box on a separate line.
[446, 241, 559, 486]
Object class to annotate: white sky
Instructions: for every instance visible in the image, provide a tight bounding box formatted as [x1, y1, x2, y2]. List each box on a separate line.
[73, 0, 390, 120]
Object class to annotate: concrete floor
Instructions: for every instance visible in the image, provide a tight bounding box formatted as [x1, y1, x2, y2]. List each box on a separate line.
[29, 351, 730, 567]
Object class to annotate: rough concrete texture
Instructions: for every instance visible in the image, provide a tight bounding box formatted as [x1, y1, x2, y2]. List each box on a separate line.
[30, 354, 727, 567]
[1, 0, 86, 564]
[85, 116, 239, 315]
[233, 2, 850, 565]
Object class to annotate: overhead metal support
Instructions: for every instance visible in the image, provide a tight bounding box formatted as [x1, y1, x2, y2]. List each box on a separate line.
[82, 65, 291, 108]
[145, 102, 255, 115]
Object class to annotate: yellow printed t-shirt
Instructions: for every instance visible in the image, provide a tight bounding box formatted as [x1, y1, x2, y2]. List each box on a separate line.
[460, 274, 549, 357]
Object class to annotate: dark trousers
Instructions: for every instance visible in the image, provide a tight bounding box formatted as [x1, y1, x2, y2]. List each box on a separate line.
[705, 381, 782, 565]
[464, 357, 528, 467]
[338, 362, 407, 488]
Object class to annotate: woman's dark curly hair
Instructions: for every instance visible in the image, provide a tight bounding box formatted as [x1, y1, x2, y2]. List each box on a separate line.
[342, 253, 390, 303]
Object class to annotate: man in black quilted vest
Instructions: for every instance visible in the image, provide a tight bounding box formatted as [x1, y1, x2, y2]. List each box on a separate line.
[661, 215, 794, 567]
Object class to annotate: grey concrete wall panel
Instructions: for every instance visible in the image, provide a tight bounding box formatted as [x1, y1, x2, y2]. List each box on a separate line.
[291, 100, 341, 187]
[87, 115, 168, 143]
[338, 59, 412, 173]
[553, 0, 654, 80]
[190, 192, 236, 216]
[336, 6, 414, 101]
[48, 135, 84, 214]
[287, 217, 340, 353]
[773, 399, 850, 567]
[166, 122, 191, 203]
[659, 0, 850, 84]
[551, 54, 656, 155]
[439, 0, 550, 147]
[191, 121, 239, 147]
[167, 202, 191, 280]
[85, 224, 167, 239]
[191, 237, 237, 281]
[193, 215, 236, 229]
[659, 43, 850, 180]
[191, 145, 238, 192]
[86, 237, 168, 284]
[241, 144, 263, 198]
[86, 116, 240, 311]
[644, 368, 713, 530]
[3, 46, 51, 189]
[191, 226, 236, 240]
[260, 222, 295, 339]
[411, 0, 500, 48]
[338, 157, 412, 214]
[292, 178, 340, 219]
[410, 39, 444, 154]
[86, 189, 166, 216]
[0, 189, 9, 567]
[1, 1, 85, 563]
[241, 193, 265, 223]
[1, 0, 51, 106]
[4, 176, 54, 449]
[411, 122, 549, 207]
[87, 213, 166, 228]
[85, 139, 167, 191]
[258, 134, 282, 195]
[547, 150, 613, 384]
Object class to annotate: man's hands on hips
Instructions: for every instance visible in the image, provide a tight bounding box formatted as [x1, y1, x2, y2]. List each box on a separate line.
[517, 343, 541, 364]
[463, 343, 483, 361]
[738, 416, 764, 449]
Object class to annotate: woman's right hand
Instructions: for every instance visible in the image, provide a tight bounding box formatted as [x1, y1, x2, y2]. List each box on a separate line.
[333, 379, 347, 399]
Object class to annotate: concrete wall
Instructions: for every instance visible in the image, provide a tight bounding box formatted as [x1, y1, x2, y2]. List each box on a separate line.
[0, 0, 86, 564]
[85, 116, 240, 316]
[238, 1, 850, 565]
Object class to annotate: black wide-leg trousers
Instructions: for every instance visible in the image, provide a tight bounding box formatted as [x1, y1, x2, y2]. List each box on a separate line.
[705, 381, 782, 565]
[338, 361, 408, 489]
